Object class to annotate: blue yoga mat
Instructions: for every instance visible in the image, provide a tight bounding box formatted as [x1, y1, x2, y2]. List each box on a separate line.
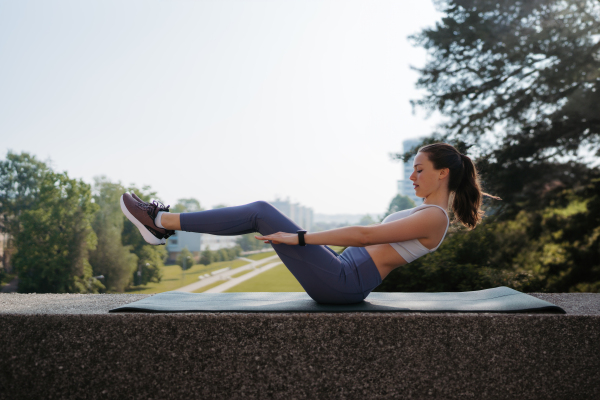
[110, 287, 565, 313]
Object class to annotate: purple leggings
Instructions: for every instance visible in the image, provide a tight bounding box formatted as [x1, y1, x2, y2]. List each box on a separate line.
[179, 201, 382, 304]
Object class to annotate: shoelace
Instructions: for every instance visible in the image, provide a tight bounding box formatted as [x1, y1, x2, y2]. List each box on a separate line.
[135, 199, 171, 213]
[151, 200, 171, 212]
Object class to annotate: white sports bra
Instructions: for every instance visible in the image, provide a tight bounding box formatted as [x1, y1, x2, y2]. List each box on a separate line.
[381, 204, 450, 263]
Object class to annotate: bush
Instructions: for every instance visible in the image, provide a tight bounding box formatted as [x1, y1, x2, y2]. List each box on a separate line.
[176, 247, 195, 270]
[199, 245, 243, 266]
[199, 248, 214, 266]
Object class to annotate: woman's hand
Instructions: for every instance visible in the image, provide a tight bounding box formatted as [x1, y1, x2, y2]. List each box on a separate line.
[254, 232, 299, 245]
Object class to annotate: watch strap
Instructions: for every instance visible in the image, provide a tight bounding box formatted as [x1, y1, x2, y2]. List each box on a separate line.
[297, 230, 307, 246]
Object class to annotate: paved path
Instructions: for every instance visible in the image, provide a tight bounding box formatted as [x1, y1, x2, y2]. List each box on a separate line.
[175, 254, 280, 293]
[203, 261, 283, 293]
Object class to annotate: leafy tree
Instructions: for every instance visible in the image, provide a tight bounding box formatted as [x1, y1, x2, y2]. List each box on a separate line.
[122, 184, 166, 286]
[133, 245, 165, 286]
[379, 1, 600, 293]
[397, 0, 600, 217]
[88, 177, 138, 292]
[176, 247, 195, 270]
[13, 171, 103, 293]
[211, 204, 228, 209]
[382, 194, 416, 220]
[199, 247, 214, 266]
[0, 151, 51, 272]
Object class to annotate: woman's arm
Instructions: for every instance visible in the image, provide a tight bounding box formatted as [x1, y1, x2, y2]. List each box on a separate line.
[255, 225, 367, 247]
[254, 208, 445, 247]
[304, 226, 367, 247]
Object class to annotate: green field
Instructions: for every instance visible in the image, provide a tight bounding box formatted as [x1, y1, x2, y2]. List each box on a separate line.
[230, 269, 252, 278]
[126, 258, 252, 294]
[243, 250, 278, 260]
[126, 248, 334, 294]
[225, 263, 305, 292]
[192, 280, 227, 293]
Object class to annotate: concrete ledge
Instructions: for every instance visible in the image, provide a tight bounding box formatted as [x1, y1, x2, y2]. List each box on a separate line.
[1, 293, 599, 399]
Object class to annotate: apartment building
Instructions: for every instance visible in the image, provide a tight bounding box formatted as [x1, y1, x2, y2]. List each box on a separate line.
[270, 197, 314, 231]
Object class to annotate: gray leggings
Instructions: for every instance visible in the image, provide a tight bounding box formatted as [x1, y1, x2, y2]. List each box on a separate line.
[179, 201, 382, 304]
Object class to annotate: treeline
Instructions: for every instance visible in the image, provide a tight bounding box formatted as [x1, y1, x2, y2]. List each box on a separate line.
[176, 246, 244, 270]
[0, 152, 168, 293]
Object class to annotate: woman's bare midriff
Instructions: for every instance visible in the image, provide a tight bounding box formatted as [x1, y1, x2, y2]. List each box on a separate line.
[365, 236, 441, 281]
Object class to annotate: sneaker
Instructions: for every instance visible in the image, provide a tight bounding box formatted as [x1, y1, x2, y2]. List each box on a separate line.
[129, 192, 174, 244]
[120, 193, 175, 245]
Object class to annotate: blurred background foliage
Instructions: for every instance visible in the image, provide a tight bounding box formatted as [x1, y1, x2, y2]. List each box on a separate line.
[1, 0, 599, 293]
[377, 0, 600, 293]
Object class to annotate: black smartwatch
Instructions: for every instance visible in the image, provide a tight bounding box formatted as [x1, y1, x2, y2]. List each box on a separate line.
[297, 230, 308, 246]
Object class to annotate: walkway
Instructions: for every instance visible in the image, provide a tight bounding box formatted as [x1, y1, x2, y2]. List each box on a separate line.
[203, 260, 282, 293]
[175, 254, 280, 293]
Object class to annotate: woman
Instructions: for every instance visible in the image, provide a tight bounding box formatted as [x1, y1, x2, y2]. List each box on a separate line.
[120, 142, 500, 304]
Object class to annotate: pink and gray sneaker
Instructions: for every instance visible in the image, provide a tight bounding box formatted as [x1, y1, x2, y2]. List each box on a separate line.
[120, 192, 175, 245]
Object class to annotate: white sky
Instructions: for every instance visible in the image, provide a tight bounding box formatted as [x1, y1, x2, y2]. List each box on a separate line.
[0, 0, 445, 215]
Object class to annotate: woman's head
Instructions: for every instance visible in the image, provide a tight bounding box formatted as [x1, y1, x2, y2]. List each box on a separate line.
[412, 142, 501, 229]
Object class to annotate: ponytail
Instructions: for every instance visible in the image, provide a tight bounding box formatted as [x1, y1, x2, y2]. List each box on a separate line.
[418, 143, 501, 230]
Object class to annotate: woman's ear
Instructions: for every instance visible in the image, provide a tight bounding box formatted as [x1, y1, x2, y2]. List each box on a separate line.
[439, 167, 450, 180]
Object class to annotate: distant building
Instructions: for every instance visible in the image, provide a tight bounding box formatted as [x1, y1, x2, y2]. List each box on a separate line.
[165, 231, 202, 263]
[270, 197, 313, 231]
[199, 234, 240, 252]
[397, 138, 425, 206]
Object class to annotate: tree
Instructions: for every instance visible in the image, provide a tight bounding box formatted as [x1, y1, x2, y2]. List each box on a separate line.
[88, 177, 138, 292]
[176, 247, 195, 270]
[0, 151, 52, 273]
[13, 171, 103, 293]
[382, 194, 416, 220]
[398, 0, 600, 217]
[378, 0, 600, 293]
[199, 247, 214, 266]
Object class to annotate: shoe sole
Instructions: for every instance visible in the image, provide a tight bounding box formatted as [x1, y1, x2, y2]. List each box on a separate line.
[120, 194, 164, 246]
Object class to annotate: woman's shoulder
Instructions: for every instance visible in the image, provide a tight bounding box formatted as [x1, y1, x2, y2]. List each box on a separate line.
[412, 204, 449, 225]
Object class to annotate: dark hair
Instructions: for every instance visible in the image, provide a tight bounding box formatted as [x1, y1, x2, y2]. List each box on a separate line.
[418, 143, 501, 229]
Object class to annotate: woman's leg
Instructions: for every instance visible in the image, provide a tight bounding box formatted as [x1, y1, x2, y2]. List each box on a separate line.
[177, 200, 367, 304]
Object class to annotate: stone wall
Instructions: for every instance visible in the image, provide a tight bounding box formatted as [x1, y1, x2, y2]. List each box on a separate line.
[1, 293, 599, 399]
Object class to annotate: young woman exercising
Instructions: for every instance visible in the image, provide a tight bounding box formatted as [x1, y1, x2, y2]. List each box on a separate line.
[120, 142, 500, 304]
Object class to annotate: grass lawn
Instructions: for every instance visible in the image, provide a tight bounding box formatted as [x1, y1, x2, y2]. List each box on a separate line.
[230, 269, 252, 278]
[225, 263, 305, 292]
[244, 250, 277, 260]
[192, 280, 228, 293]
[126, 258, 251, 294]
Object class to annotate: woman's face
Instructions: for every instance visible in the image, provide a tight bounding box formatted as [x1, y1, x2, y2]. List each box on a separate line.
[409, 152, 449, 198]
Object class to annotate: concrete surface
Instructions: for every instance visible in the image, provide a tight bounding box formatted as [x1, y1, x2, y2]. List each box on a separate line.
[1, 293, 599, 399]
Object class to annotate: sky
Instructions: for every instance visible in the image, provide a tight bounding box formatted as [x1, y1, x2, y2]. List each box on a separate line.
[0, 0, 445, 216]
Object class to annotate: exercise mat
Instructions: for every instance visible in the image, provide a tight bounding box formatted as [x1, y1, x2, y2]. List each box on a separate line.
[109, 286, 565, 313]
